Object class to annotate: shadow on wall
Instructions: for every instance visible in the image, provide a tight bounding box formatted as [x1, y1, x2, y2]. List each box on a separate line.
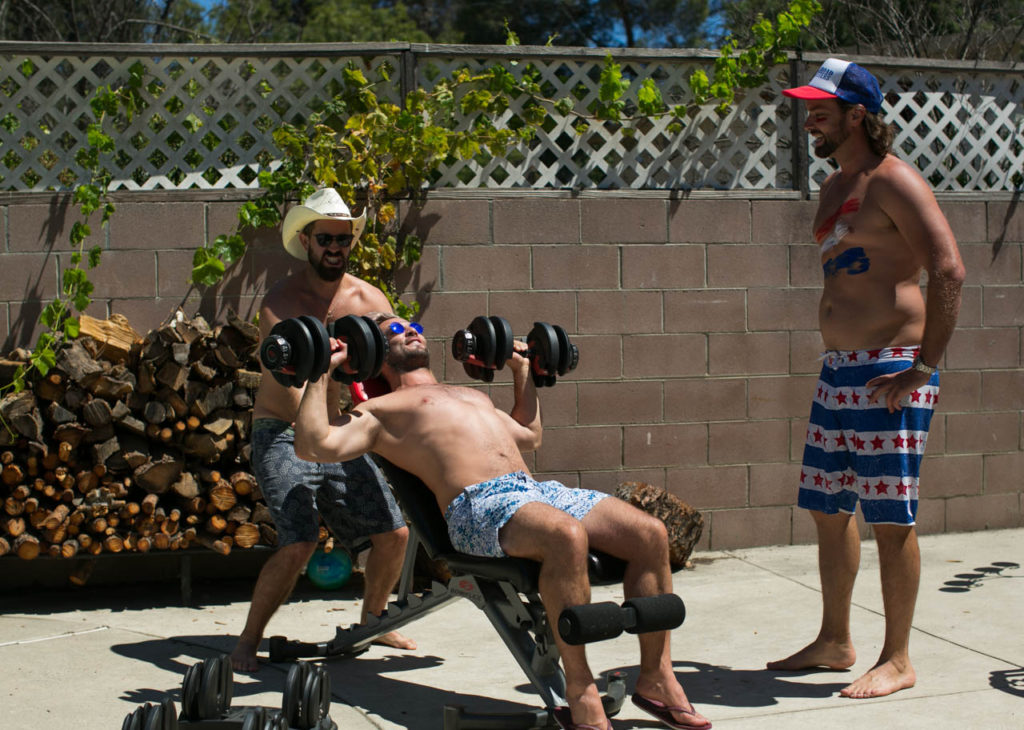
[991, 188, 1020, 260]
[191, 200, 441, 326]
[3, 197, 79, 354]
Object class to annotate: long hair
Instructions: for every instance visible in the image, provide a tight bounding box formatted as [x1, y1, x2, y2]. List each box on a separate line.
[840, 100, 895, 157]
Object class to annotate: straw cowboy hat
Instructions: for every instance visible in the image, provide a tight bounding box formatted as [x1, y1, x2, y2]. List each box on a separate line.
[280, 188, 367, 260]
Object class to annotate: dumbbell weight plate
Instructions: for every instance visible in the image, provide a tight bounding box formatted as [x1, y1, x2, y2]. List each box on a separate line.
[145, 698, 178, 730]
[489, 316, 514, 370]
[180, 662, 201, 721]
[240, 706, 267, 730]
[330, 315, 373, 384]
[297, 315, 332, 384]
[122, 704, 146, 730]
[469, 316, 497, 367]
[464, 316, 497, 382]
[283, 662, 311, 727]
[367, 316, 389, 379]
[552, 324, 578, 376]
[301, 667, 331, 729]
[527, 322, 560, 387]
[265, 710, 290, 730]
[265, 318, 316, 388]
[197, 655, 233, 720]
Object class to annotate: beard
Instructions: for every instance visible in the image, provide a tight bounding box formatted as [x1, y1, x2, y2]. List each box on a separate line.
[813, 122, 851, 159]
[386, 344, 430, 373]
[308, 248, 347, 282]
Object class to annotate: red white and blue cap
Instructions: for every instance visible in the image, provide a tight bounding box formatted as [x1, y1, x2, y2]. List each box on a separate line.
[783, 58, 883, 114]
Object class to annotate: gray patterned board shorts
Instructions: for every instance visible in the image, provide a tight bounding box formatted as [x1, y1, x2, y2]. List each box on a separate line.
[250, 418, 404, 550]
[444, 471, 610, 558]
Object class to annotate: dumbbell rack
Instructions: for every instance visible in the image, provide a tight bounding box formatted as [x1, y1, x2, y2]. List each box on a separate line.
[121, 656, 337, 730]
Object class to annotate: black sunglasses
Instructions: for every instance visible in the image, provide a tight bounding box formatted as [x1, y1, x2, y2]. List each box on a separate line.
[312, 232, 355, 248]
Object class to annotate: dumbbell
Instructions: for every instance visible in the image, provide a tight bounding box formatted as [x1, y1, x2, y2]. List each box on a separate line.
[259, 314, 389, 387]
[180, 654, 233, 722]
[451, 316, 579, 387]
[122, 697, 177, 730]
[557, 594, 685, 645]
[281, 662, 332, 729]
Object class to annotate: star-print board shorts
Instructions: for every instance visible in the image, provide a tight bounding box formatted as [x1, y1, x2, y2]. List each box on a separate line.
[250, 418, 404, 550]
[798, 347, 939, 525]
[444, 471, 610, 557]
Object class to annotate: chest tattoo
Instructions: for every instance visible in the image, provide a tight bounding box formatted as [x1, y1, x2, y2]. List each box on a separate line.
[823, 246, 871, 278]
[816, 198, 861, 253]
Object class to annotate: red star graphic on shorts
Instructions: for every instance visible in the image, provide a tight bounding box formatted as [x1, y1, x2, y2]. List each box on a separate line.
[852, 435, 866, 450]
[897, 481, 911, 495]
[813, 429, 824, 443]
[911, 391, 922, 402]
[891, 347, 906, 358]
[851, 392, 861, 405]
[871, 435, 886, 450]
[874, 480, 889, 495]
[835, 392, 848, 405]
[893, 435, 907, 449]
[814, 473, 824, 487]
[817, 386, 825, 401]
[800, 470, 807, 483]
[825, 478, 833, 491]
[861, 481, 871, 494]
[906, 435, 919, 449]
[835, 433, 847, 449]
[867, 349, 883, 360]
[848, 351, 859, 362]
[925, 392, 933, 403]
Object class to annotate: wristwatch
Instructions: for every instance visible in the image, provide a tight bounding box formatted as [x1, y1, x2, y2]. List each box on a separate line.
[911, 355, 938, 375]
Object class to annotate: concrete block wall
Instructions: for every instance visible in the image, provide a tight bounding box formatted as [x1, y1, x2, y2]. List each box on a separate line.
[2, 192, 1021, 550]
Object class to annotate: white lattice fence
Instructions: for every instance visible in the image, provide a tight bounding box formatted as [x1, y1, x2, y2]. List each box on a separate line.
[418, 53, 794, 190]
[0, 47, 402, 192]
[805, 60, 1024, 192]
[1, 43, 1021, 193]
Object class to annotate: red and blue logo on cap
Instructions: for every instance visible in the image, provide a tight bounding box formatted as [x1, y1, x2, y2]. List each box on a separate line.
[783, 58, 884, 114]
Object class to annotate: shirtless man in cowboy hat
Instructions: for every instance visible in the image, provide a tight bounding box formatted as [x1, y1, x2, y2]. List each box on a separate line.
[230, 188, 415, 671]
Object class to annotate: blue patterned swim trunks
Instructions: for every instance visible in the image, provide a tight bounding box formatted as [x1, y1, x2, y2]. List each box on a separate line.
[798, 347, 939, 525]
[250, 418, 404, 550]
[444, 471, 610, 557]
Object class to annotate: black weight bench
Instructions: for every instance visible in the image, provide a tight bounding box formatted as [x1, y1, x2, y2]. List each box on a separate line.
[268, 457, 631, 729]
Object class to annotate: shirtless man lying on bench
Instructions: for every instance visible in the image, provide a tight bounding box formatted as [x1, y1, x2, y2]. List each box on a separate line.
[293, 313, 711, 730]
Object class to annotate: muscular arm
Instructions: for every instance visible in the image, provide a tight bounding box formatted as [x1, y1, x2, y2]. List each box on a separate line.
[868, 161, 966, 411]
[502, 343, 543, 451]
[294, 353, 382, 464]
[881, 163, 966, 366]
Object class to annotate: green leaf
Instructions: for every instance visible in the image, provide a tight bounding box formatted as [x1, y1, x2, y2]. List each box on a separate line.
[598, 55, 629, 103]
[637, 79, 663, 116]
[63, 317, 80, 338]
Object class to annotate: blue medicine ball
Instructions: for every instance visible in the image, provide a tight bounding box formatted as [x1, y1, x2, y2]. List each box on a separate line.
[306, 548, 353, 590]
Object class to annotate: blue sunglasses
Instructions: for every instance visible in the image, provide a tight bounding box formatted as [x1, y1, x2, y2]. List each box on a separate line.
[387, 321, 424, 336]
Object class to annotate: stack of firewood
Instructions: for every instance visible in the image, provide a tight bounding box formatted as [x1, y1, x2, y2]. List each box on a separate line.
[0, 310, 301, 566]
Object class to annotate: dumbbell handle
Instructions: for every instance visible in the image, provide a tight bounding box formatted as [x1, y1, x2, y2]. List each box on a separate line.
[464, 353, 558, 379]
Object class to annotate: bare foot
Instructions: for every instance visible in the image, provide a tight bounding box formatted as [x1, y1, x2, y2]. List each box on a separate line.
[561, 683, 609, 729]
[767, 639, 856, 671]
[840, 659, 915, 698]
[371, 630, 417, 650]
[230, 637, 261, 672]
